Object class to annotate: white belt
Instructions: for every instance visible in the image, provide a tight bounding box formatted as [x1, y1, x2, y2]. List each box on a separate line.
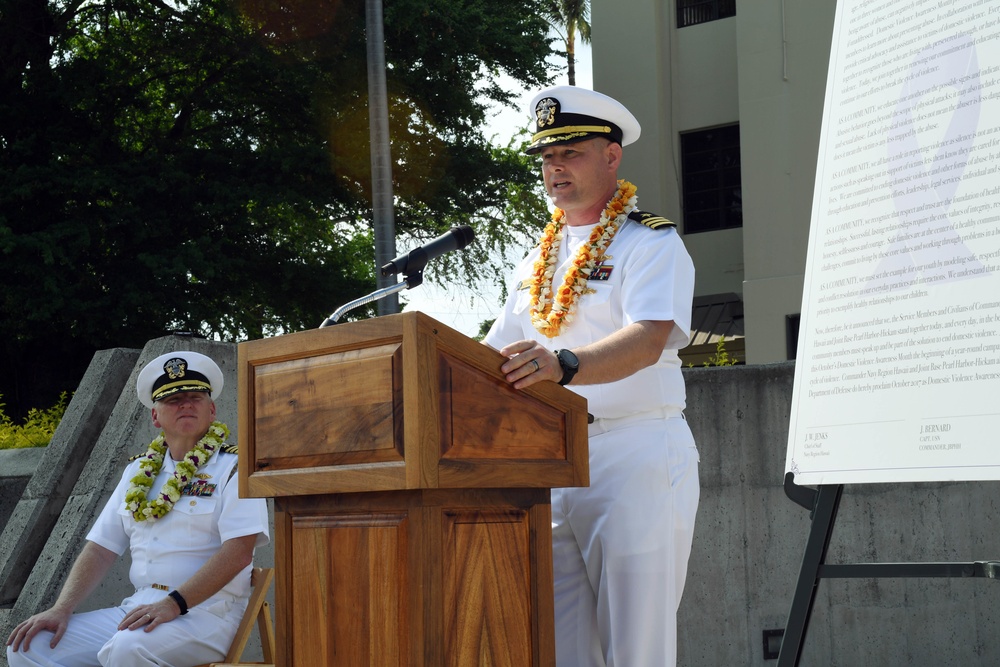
[588, 406, 684, 436]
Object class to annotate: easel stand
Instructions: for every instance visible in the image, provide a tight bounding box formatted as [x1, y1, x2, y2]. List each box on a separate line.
[777, 472, 1000, 666]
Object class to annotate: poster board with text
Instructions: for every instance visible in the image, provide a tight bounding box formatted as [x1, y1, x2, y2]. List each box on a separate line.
[786, 0, 1000, 484]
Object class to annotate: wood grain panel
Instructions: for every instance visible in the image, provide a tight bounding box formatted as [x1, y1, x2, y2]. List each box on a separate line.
[443, 509, 532, 667]
[243, 313, 583, 665]
[288, 513, 409, 667]
[252, 344, 403, 471]
[241, 462, 408, 498]
[439, 352, 567, 462]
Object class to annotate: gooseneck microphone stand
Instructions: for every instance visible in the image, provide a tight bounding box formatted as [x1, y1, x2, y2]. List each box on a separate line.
[318, 271, 424, 328]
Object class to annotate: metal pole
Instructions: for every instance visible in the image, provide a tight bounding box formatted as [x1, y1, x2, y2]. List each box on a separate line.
[366, 0, 397, 315]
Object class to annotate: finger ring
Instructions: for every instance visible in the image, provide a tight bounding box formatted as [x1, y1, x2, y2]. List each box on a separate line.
[144, 614, 151, 619]
[531, 359, 540, 372]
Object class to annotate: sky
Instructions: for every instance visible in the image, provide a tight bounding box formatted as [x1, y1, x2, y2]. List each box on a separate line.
[400, 42, 594, 337]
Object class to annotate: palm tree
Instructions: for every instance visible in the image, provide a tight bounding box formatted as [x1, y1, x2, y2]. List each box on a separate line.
[544, 0, 591, 86]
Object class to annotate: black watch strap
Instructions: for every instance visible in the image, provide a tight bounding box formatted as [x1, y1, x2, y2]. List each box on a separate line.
[168, 589, 189, 615]
[555, 349, 579, 386]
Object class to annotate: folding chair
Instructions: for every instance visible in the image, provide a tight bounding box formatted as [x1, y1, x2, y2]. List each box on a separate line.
[194, 566, 275, 667]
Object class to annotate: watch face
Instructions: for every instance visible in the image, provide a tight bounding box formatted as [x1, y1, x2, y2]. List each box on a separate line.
[558, 349, 579, 369]
[557, 349, 579, 385]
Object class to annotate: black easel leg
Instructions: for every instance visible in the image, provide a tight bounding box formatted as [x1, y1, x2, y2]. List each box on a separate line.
[777, 483, 844, 667]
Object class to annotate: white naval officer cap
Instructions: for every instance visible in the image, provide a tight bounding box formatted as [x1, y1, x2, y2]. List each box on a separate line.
[136, 351, 224, 409]
[524, 85, 641, 155]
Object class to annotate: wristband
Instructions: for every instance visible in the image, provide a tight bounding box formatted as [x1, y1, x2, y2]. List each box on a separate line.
[168, 589, 189, 615]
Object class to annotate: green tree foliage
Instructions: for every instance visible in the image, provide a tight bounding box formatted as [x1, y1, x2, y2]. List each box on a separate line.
[0, 0, 553, 418]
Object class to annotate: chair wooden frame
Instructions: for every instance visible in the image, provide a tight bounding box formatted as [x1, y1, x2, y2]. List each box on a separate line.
[194, 566, 275, 667]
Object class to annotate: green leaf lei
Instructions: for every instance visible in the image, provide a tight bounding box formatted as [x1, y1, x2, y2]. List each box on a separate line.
[124, 421, 229, 522]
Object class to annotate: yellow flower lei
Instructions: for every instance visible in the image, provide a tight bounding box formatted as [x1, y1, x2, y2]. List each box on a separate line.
[124, 421, 229, 522]
[529, 179, 638, 338]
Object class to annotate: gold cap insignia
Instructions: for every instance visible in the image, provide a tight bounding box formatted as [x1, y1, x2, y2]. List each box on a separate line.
[164, 358, 188, 380]
[535, 97, 558, 129]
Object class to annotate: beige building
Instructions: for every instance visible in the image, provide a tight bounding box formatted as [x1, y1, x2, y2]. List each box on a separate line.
[591, 0, 838, 364]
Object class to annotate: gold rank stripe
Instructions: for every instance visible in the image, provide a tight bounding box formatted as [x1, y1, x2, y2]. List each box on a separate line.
[152, 379, 211, 399]
[531, 124, 613, 142]
[629, 210, 676, 230]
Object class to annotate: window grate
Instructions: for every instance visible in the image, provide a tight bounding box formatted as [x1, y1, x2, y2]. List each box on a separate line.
[677, 0, 736, 28]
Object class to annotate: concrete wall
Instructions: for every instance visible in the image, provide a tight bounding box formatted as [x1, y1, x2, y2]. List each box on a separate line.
[682, 363, 1000, 666]
[0, 449, 42, 532]
[0, 348, 139, 608]
[4, 352, 1000, 665]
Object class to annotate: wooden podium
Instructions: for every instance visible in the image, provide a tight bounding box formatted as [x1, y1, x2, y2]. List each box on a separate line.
[237, 312, 589, 666]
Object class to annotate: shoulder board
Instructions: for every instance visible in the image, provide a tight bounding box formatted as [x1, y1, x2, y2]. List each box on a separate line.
[628, 210, 676, 230]
[127, 452, 146, 462]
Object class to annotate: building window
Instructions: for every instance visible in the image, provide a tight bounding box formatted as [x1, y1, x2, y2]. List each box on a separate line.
[677, 0, 736, 28]
[680, 123, 742, 234]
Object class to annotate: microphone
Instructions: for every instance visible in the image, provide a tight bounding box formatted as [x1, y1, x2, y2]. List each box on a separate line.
[380, 225, 475, 277]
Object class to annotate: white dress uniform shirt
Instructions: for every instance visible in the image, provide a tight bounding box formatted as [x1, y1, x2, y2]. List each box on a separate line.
[88, 449, 269, 605]
[485, 218, 695, 416]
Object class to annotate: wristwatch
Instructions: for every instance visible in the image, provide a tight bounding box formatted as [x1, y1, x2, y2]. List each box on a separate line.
[555, 349, 580, 386]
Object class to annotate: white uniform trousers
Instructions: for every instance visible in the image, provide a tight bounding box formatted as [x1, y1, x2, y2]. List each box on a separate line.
[6, 587, 245, 667]
[551, 411, 700, 667]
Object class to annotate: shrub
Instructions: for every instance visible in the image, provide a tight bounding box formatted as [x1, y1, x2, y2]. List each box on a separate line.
[0, 393, 70, 449]
[703, 337, 741, 367]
